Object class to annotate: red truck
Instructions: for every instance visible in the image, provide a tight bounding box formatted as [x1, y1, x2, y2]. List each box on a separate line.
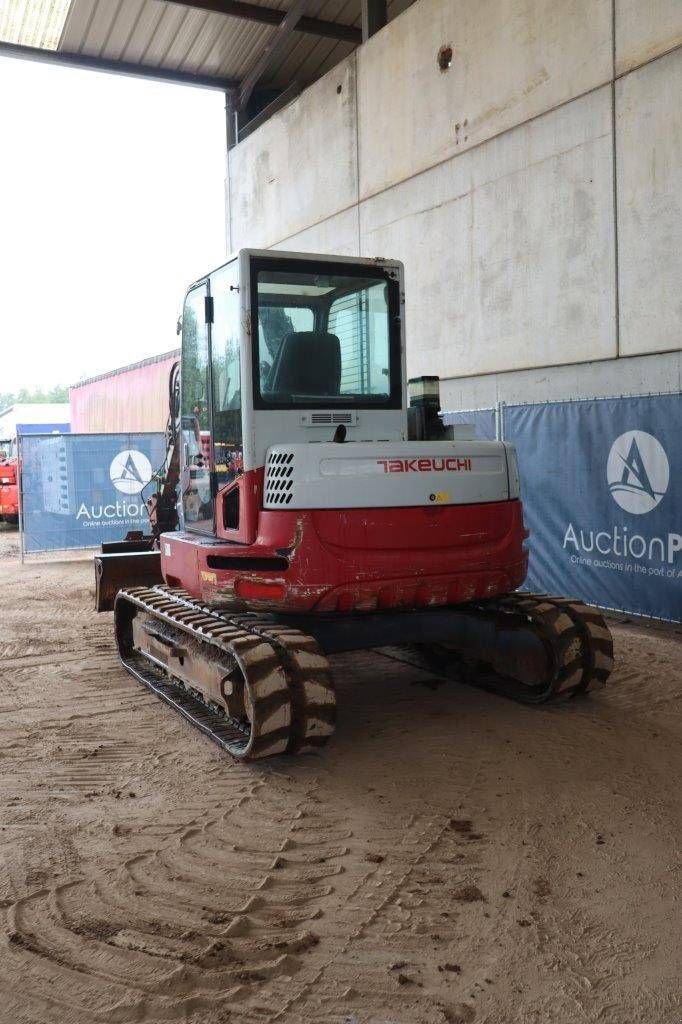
[0, 441, 19, 525]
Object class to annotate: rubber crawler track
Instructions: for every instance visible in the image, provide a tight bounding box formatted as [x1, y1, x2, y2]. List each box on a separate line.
[410, 592, 614, 703]
[114, 585, 336, 760]
[114, 587, 612, 758]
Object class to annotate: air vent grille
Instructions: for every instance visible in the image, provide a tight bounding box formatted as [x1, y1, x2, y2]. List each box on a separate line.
[265, 450, 295, 506]
[301, 410, 357, 427]
[310, 411, 354, 425]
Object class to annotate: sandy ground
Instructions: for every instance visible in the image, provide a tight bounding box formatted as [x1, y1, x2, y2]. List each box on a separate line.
[0, 523, 680, 1024]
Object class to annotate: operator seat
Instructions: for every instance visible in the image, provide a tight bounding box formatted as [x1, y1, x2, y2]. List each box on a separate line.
[268, 331, 342, 397]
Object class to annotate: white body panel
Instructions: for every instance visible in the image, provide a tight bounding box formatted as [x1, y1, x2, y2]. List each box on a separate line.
[237, 249, 408, 472]
[264, 441, 517, 509]
[182, 248, 521, 525]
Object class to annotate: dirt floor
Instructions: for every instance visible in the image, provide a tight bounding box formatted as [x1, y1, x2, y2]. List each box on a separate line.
[0, 524, 680, 1024]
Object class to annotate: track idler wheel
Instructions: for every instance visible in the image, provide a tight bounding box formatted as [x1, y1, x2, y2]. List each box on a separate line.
[217, 617, 337, 755]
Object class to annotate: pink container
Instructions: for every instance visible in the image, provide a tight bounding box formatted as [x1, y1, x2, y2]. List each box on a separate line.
[70, 350, 180, 433]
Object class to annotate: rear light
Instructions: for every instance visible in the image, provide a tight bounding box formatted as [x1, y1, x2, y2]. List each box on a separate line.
[234, 578, 286, 601]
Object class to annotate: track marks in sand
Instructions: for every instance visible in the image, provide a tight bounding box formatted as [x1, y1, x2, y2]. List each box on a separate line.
[255, 719, 496, 1024]
[256, 808, 495, 1024]
[1, 539, 680, 1024]
[0, 782, 350, 1023]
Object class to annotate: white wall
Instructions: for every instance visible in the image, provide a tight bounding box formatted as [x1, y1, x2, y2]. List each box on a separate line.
[228, 57, 358, 251]
[615, 0, 682, 74]
[227, 0, 682, 400]
[360, 88, 615, 379]
[616, 48, 681, 357]
[356, 0, 612, 197]
[0, 403, 70, 440]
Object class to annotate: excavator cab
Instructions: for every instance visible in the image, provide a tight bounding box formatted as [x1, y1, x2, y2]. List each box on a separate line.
[177, 250, 404, 544]
[96, 249, 525, 611]
[158, 248, 529, 612]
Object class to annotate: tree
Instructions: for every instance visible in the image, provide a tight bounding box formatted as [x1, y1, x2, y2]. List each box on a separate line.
[0, 384, 69, 409]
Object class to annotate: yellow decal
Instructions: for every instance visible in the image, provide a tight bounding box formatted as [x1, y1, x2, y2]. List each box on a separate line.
[201, 570, 217, 583]
[429, 491, 450, 504]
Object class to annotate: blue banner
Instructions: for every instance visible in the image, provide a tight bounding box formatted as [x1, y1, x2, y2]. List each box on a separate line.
[17, 422, 70, 435]
[20, 432, 166, 553]
[442, 408, 496, 440]
[505, 395, 682, 622]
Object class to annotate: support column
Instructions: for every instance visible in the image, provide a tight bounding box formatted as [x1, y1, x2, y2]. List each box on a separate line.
[361, 0, 387, 41]
[225, 89, 238, 150]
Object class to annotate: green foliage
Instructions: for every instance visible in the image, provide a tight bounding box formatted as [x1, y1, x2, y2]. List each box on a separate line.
[0, 384, 69, 410]
[180, 303, 210, 430]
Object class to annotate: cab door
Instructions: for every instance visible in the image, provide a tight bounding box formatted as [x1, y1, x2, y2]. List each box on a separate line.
[180, 282, 214, 534]
[210, 260, 243, 537]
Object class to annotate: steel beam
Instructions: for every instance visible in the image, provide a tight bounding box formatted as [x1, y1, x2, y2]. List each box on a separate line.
[237, 81, 302, 141]
[161, 1, 362, 44]
[237, 0, 307, 110]
[0, 40, 238, 91]
[361, 0, 387, 41]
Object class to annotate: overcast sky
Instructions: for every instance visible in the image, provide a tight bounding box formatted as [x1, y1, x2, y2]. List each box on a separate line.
[0, 55, 227, 393]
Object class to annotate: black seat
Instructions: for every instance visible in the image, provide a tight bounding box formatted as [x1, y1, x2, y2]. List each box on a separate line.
[269, 331, 342, 397]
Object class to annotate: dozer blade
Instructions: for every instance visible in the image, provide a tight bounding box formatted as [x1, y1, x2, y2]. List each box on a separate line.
[114, 585, 336, 760]
[95, 551, 163, 612]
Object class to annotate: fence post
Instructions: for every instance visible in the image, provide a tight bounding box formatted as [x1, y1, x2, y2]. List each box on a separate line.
[496, 401, 506, 441]
[17, 433, 25, 565]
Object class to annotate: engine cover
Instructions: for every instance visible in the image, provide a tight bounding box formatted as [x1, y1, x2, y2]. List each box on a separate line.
[263, 441, 517, 509]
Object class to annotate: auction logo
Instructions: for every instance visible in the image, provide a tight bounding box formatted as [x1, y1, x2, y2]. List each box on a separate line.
[606, 431, 669, 515]
[110, 449, 152, 495]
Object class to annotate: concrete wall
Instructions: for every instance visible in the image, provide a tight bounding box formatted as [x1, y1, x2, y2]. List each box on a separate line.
[226, 0, 682, 405]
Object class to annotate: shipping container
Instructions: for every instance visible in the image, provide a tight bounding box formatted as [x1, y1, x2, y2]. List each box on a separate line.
[69, 350, 179, 433]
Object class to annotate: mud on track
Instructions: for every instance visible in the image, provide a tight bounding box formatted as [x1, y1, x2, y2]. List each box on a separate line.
[0, 527, 680, 1024]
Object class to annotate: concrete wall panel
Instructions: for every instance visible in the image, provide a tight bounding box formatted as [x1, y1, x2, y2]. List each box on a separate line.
[615, 0, 682, 75]
[228, 57, 357, 250]
[617, 49, 682, 356]
[357, 0, 612, 199]
[440, 351, 682, 410]
[361, 88, 615, 379]
[271, 207, 360, 257]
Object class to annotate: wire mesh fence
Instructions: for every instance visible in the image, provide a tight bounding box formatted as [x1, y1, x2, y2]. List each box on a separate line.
[18, 432, 166, 558]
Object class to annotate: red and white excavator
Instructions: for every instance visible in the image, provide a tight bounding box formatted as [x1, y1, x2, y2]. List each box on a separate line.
[96, 249, 613, 760]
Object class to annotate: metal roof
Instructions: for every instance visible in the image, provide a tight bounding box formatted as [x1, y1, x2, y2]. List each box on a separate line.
[69, 347, 181, 389]
[0, 1, 414, 125]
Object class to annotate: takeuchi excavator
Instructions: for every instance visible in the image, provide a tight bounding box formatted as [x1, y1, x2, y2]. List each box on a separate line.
[95, 249, 614, 760]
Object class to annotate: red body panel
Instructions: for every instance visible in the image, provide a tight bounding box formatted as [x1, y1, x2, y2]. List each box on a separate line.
[161, 499, 528, 614]
[0, 459, 19, 520]
[216, 468, 264, 545]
